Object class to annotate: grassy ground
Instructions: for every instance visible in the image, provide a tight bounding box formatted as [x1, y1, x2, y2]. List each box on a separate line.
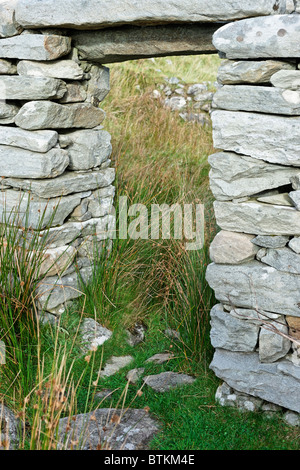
[0, 55, 300, 450]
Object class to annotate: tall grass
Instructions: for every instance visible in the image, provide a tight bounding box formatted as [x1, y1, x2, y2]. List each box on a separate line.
[0, 198, 56, 406]
[0, 198, 97, 449]
[81, 56, 219, 360]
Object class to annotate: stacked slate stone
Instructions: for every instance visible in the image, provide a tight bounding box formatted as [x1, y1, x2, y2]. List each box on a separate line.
[206, 14, 300, 414]
[0, 24, 115, 319]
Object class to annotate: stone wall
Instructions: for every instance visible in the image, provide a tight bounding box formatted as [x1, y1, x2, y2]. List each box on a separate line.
[207, 14, 300, 414]
[0, 28, 116, 320]
[0, 1, 299, 415]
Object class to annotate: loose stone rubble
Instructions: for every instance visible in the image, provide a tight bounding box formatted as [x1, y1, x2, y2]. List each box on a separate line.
[152, 74, 215, 124]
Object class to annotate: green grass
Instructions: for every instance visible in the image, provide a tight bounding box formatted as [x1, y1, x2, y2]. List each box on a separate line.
[0, 54, 300, 450]
[50, 306, 300, 451]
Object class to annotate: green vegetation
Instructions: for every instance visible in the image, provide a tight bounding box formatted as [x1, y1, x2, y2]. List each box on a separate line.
[0, 55, 299, 450]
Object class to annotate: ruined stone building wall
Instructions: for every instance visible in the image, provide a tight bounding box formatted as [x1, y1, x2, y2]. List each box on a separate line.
[0, 0, 299, 415]
[207, 13, 300, 415]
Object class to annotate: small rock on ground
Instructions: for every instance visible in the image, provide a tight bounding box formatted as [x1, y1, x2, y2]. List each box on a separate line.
[164, 328, 181, 340]
[126, 322, 147, 347]
[284, 411, 300, 427]
[79, 318, 112, 353]
[143, 371, 196, 392]
[0, 404, 22, 450]
[99, 355, 134, 378]
[145, 352, 174, 364]
[58, 408, 159, 450]
[95, 389, 115, 402]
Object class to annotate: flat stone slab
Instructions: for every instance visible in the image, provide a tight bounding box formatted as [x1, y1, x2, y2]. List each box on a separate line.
[284, 411, 300, 426]
[212, 110, 300, 167]
[165, 328, 181, 341]
[99, 356, 134, 378]
[145, 353, 174, 364]
[213, 14, 300, 60]
[257, 193, 293, 206]
[0, 146, 68, 179]
[208, 152, 300, 201]
[59, 82, 87, 103]
[143, 371, 196, 392]
[165, 96, 186, 111]
[259, 247, 300, 275]
[213, 85, 300, 116]
[58, 408, 159, 450]
[95, 389, 115, 402]
[0, 127, 58, 153]
[206, 260, 300, 317]
[15, 101, 105, 130]
[87, 191, 114, 219]
[39, 245, 76, 278]
[72, 24, 217, 63]
[36, 266, 93, 310]
[80, 318, 112, 353]
[0, 34, 71, 60]
[252, 235, 289, 249]
[227, 307, 281, 323]
[15, 0, 288, 29]
[210, 349, 300, 413]
[85, 64, 110, 106]
[214, 200, 300, 236]
[0, 189, 81, 230]
[17, 59, 85, 80]
[5, 168, 115, 198]
[0, 75, 66, 100]
[217, 59, 295, 85]
[59, 129, 112, 170]
[38, 216, 115, 248]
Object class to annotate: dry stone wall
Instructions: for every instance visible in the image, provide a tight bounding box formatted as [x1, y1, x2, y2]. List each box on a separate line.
[0, 29, 115, 319]
[0, 0, 299, 416]
[207, 13, 300, 415]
